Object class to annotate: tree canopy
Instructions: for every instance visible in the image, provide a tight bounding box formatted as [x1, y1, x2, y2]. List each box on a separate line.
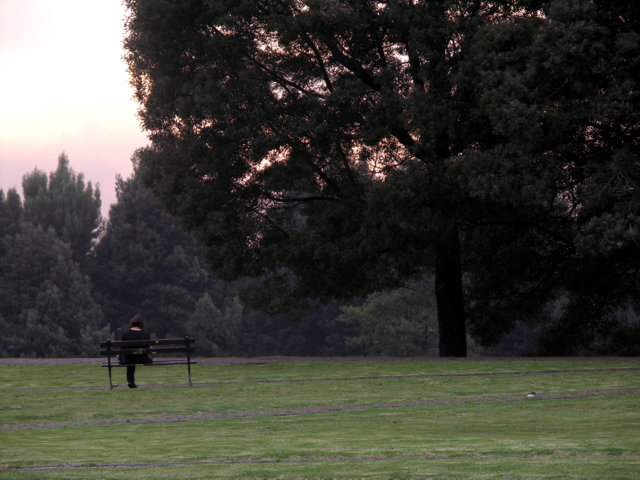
[124, 0, 638, 356]
[22, 153, 102, 264]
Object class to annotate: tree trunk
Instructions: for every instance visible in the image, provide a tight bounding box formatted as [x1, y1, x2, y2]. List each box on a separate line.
[435, 219, 467, 357]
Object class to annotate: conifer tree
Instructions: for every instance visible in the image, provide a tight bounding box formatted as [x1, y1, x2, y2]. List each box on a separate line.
[22, 153, 102, 265]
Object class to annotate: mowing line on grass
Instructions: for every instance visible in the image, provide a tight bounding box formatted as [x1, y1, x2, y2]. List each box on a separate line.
[1, 454, 435, 472]
[2, 366, 639, 392]
[5, 451, 623, 472]
[3, 386, 638, 431]
[196, 367, 640, 386]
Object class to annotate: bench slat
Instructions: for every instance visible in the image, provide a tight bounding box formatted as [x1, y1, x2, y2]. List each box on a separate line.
[101, 360, 198, 367]
[100, 338, 195, 348]
[100, 346, 196, 356]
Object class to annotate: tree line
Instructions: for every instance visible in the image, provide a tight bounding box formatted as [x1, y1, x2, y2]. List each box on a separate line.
[1, 153, 637, 358]
[0, 154, 442, 357]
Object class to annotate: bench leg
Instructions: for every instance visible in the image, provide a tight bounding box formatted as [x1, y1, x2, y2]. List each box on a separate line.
[186, 336, 193, 386]
[106, 340, 114, 389]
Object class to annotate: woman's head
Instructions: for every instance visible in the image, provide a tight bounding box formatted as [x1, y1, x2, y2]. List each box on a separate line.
[130, 314, 146, 329]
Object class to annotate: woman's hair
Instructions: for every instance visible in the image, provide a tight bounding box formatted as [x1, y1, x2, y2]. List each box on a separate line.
[130, 314, 145, 329]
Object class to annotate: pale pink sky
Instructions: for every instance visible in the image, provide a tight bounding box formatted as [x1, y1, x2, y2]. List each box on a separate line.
[0, 0, 147, 218]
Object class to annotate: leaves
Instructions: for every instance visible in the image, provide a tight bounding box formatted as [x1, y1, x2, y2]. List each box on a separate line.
[124, 0, 640, 355]
[0, 223, 107, 357]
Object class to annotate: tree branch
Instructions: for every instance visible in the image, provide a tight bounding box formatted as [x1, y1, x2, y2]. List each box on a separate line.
[321, 36, 380, 91]
[248, 55, 325, 98]
[302, 33, 334, 93]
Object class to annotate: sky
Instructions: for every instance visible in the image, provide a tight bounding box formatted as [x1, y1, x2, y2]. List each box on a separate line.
[0, 0, 147, 218]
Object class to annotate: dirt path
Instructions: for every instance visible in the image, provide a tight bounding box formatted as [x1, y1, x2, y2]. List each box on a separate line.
[9, 451, 607, 473]
[0, 454, 481, 472]
[3, 365, 639, 393]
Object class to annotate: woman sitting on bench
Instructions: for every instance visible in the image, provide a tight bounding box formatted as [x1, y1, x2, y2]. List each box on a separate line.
[120, 314, 151, 388]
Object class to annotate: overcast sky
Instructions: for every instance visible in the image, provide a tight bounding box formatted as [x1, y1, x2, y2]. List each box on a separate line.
[0, 0, 148, 218]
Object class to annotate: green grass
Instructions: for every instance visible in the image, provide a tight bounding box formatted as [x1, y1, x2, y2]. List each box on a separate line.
[1, 358, 639, 479]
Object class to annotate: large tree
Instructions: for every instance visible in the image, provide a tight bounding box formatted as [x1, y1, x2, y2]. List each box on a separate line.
[0, 158, 109, 357]
[124, 0, 638, 355]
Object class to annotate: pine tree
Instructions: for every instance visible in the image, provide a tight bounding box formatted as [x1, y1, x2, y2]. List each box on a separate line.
[0, 223, 107, 357]
[22, 153, 102, 265]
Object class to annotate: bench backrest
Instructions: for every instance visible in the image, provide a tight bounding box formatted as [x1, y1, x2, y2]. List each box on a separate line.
[100, 337, 196, 357]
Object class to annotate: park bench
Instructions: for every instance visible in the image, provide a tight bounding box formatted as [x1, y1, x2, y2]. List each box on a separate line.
[100, 337, 196, 389]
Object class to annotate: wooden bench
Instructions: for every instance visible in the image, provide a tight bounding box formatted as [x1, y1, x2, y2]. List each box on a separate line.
[100, 337, 196, 389]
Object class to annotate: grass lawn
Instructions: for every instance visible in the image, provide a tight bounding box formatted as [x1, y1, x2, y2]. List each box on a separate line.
[1, 358, 638, 479]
